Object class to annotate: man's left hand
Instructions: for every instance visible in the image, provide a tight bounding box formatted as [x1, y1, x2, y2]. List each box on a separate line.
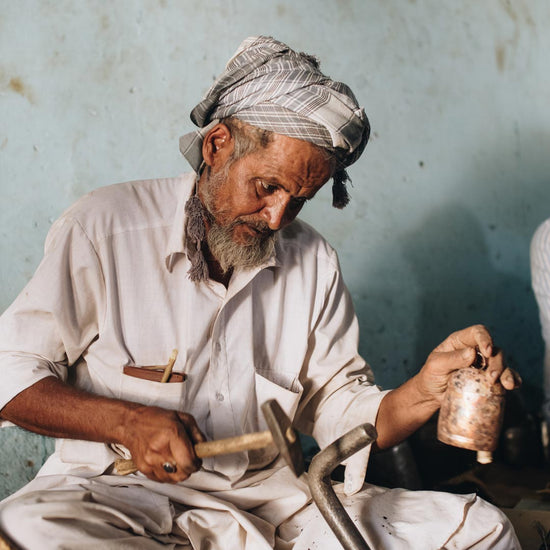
[415, 324, 521, 406]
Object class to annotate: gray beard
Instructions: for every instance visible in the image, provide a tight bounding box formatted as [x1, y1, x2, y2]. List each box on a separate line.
[200, 166, 277, 273]
[206, 220, 276, 273]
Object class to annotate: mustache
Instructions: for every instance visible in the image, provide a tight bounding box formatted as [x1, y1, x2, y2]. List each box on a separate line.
[233, 218, 274, 237]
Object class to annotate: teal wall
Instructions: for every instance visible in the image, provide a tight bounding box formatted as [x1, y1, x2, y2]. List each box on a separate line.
[1, 0, 549, 499]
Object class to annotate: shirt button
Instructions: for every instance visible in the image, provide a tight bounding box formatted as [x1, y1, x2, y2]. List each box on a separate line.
[214, 342, 222, 353]
[216, 392, 224, 402]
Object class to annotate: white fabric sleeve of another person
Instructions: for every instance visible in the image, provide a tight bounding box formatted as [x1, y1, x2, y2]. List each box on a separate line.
[0, 215, 106, 415]
[531, 218, 550, 414]
[294, 248, 390, 496]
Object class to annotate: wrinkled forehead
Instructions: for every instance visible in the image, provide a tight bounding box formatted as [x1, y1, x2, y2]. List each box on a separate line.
[237, 132, 335, 191]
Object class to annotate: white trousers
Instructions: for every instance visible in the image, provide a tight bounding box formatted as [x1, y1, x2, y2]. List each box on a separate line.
[0, 468, 520, 550]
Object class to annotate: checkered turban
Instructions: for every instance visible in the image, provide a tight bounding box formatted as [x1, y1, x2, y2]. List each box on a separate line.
[179, 36, 370, 208]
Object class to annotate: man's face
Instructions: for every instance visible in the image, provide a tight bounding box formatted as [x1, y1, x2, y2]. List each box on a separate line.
[199, 132, 334, 271]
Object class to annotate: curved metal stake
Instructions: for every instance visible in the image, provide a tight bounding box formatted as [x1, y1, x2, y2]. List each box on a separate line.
[307, 423, 377, 550]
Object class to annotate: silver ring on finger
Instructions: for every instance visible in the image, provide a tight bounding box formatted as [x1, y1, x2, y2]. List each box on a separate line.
[162, 462, 177, 474]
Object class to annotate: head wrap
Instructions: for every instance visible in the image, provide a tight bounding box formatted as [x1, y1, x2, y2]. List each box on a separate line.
[179, 36, 370, 208]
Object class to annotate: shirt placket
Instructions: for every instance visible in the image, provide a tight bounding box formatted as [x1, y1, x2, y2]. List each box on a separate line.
[205, 266, 273, 478]
[208, 302, 249, 477]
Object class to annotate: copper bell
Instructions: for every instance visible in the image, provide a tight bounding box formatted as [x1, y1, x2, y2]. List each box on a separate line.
[437, 351, 505, 452]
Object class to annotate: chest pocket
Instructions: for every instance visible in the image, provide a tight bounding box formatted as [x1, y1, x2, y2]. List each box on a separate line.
[117, 369, 187, 410]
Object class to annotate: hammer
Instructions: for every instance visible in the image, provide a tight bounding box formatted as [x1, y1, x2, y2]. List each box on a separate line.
[114, 399, 304, 477]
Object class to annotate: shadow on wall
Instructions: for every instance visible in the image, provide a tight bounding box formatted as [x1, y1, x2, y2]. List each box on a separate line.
[402, 203, 544, 412]
[356, 121, 550, 412]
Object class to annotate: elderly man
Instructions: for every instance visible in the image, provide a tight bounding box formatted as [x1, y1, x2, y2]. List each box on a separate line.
[0, 37, 519, 549]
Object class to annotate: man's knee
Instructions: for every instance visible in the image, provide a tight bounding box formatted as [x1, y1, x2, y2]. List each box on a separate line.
[0, 490, 164, 550]
[0, 495, 52, 548]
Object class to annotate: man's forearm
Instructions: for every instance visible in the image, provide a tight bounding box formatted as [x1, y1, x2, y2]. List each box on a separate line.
[1, 376, 205, 482]
[0, 376, 140, 446]
[374, 375, 440, 450]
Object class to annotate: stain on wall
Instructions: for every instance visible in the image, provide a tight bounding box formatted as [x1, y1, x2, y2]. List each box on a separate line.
[2, 75, 34, 103]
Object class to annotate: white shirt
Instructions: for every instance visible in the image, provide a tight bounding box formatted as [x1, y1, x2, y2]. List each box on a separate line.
[0, 173, 385, 483]
[531, 218, 550, 406]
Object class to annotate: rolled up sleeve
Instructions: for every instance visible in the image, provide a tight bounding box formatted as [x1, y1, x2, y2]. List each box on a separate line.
[295, 249, 388, 455]
[0, 216, 106, 413]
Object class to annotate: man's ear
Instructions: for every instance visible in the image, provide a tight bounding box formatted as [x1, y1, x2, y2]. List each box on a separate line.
[202, 123, 234, 168]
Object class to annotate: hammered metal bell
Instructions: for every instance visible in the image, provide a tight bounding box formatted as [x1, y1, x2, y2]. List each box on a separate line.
[437, 353, 506, 452]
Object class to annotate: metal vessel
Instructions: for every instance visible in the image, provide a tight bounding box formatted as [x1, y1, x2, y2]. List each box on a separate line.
[437, 356, 505, 452]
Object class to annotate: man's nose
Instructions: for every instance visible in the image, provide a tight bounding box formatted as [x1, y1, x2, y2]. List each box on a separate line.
[261, 196, 291, 231]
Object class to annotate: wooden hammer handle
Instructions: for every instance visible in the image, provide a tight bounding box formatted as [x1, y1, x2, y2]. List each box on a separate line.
[114, 429, 273, 475]
[195, 430, 273, 457]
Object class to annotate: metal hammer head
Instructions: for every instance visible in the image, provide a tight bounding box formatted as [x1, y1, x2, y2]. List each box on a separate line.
[261, 399, 305, 477]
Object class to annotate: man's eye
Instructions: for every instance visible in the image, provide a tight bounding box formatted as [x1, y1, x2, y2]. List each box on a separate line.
[259, 181, 277, 194]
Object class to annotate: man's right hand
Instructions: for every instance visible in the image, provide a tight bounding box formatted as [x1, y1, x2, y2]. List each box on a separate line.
[121, 406, 206, 483]
[1, 377, 206, 484]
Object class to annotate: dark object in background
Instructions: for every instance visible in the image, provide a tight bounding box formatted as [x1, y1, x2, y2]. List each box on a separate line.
[499, 391, 545, 469]
[365, 440, 423, 490]
[409, 414, 478, 489]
